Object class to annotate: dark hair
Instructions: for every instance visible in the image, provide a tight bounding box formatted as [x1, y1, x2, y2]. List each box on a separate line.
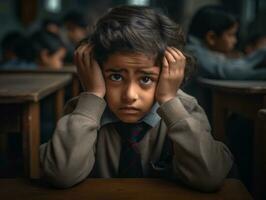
[30, 30, 65, 59]
[83, 5, 194, 83]
[63, 11, 88, 28]
[1, 31, 32, 61]
[42, 18, 61, 29]
[188, 5, 238, 40]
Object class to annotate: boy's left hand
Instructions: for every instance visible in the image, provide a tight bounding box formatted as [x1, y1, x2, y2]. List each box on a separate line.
[155, 47, 186, 104]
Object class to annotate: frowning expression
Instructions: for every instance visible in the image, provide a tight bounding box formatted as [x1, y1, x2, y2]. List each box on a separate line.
[103, 52, 160, 123]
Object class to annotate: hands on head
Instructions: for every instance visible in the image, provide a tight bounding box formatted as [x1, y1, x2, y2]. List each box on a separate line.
[74, 44, 186, 104]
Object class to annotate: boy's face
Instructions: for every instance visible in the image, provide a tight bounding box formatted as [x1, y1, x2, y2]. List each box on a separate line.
[208, 23, 238, 53]
[41, 47, 66, 69]
[66, 23, 87, 44]
[102, 52, 160, 123]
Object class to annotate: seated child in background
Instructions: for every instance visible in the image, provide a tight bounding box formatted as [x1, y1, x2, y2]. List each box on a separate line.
[40, 5, 233, 191]
[30, 30, 66, 69]
[62, 11, 89, 64]
[41, 18, 62, 36]
[185, 5, 266, 80]
[0, 31, 35, 69]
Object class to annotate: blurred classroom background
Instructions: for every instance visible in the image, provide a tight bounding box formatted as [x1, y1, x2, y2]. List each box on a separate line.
[0, 0, 266, 199]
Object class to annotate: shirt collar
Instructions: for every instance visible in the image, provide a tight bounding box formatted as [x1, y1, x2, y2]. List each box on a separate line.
[100, 102, 161, 128]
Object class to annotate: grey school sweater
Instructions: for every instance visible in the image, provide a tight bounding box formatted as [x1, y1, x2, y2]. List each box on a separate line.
[40, 90, 233, 191]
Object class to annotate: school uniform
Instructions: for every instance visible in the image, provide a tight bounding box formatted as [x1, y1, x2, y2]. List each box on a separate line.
[40, 90, 233, 191]
[185, 35, 266, 80]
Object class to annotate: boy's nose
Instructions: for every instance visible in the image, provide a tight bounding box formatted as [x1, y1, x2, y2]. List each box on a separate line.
[122, 83, 138, 103]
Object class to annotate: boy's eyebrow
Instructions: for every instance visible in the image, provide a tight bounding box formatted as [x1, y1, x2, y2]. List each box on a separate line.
[104, 68, 125, 73]
[137, 69, 159, 76]
[104, 67, 160, 75]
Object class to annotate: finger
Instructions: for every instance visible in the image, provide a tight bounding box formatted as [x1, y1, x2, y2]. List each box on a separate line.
[171, 47, 186, 59]
[168, 47, 186, 70]
[82, 45, 93, 68]
[164, 49, 176, 64]
[75, 44, 90, 88]
[166, 47, 182, 62]
[161, 56, 169, 75]
[76, 45, 89, 81]
[75, 43, 88, 67]
[74, 45, 85, 76]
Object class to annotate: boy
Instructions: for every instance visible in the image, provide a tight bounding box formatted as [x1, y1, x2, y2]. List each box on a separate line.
[40, 5, 233, 191]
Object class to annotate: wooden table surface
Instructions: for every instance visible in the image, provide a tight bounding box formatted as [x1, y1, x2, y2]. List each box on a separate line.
[0, 65, 77, 73]
[197, 78, 266, 94]
[0, 73, 72, 103]
[0, 66, 81, 97]
[0, 178, 252, 200]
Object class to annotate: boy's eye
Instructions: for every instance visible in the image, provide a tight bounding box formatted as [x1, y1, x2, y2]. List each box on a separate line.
[140, 76, 152, 85]
[110, 74, 122, 81]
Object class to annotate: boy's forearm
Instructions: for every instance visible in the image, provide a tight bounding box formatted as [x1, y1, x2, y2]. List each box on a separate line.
[157, 97, 233, 192]
[40, 93, 106, 188]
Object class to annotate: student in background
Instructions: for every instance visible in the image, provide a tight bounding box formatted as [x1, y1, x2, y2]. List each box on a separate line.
[40, 5, 233, 191]
[184, 5, 265, 191]
[184, 5, 266, 119]
[41, 18, 62, 35]
[0, 31, 35, 69]
[185, 5, 266, 81]
[30, 30, 66, 69]
[62, 11, 89, 63]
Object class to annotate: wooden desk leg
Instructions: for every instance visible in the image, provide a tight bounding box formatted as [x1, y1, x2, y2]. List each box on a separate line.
[22, 102, 40, 179]
[55, 88, 65, 121]
[253, 118, 265, 199]
[72, 76, 80, 97]
[212, 92, 227, 141]
[253, 97, 266, 199]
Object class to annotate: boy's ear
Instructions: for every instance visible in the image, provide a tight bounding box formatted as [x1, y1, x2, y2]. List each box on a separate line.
[205, 31, 217, 46]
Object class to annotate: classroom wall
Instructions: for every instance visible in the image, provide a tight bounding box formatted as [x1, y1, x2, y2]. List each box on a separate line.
[0, 0, 24, 56]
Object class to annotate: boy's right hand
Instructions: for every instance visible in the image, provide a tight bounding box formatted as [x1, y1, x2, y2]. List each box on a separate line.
[74, 43, 106, 98]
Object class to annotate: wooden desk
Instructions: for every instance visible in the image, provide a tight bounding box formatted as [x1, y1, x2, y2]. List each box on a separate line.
[0, 66, 81, 97]
[0, 178, 252, 200]
[198, 78, 266, 199]
[0, 73, 72, 179]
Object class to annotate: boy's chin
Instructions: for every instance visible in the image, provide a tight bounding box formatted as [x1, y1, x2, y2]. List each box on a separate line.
[117, 115, 143, 124]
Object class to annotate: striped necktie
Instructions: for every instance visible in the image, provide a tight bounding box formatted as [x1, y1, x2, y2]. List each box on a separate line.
[115, 122, 150, 178]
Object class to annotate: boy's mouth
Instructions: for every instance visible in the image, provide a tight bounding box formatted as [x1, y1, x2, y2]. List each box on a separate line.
[119, 106, 140, 114]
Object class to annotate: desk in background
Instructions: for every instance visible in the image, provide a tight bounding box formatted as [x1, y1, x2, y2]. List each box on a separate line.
[198, 78, 266, 199]
[0, 73, 72, 179]
[0, 66, 81, 97]
[0, 178, 252, 200]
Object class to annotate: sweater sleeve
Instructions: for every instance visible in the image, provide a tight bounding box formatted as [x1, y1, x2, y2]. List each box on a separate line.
[205, 48, 266, 80]
[187, 39, 266, 80]
[39, 92, 106, 188]
[157, 93, 233, 192]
